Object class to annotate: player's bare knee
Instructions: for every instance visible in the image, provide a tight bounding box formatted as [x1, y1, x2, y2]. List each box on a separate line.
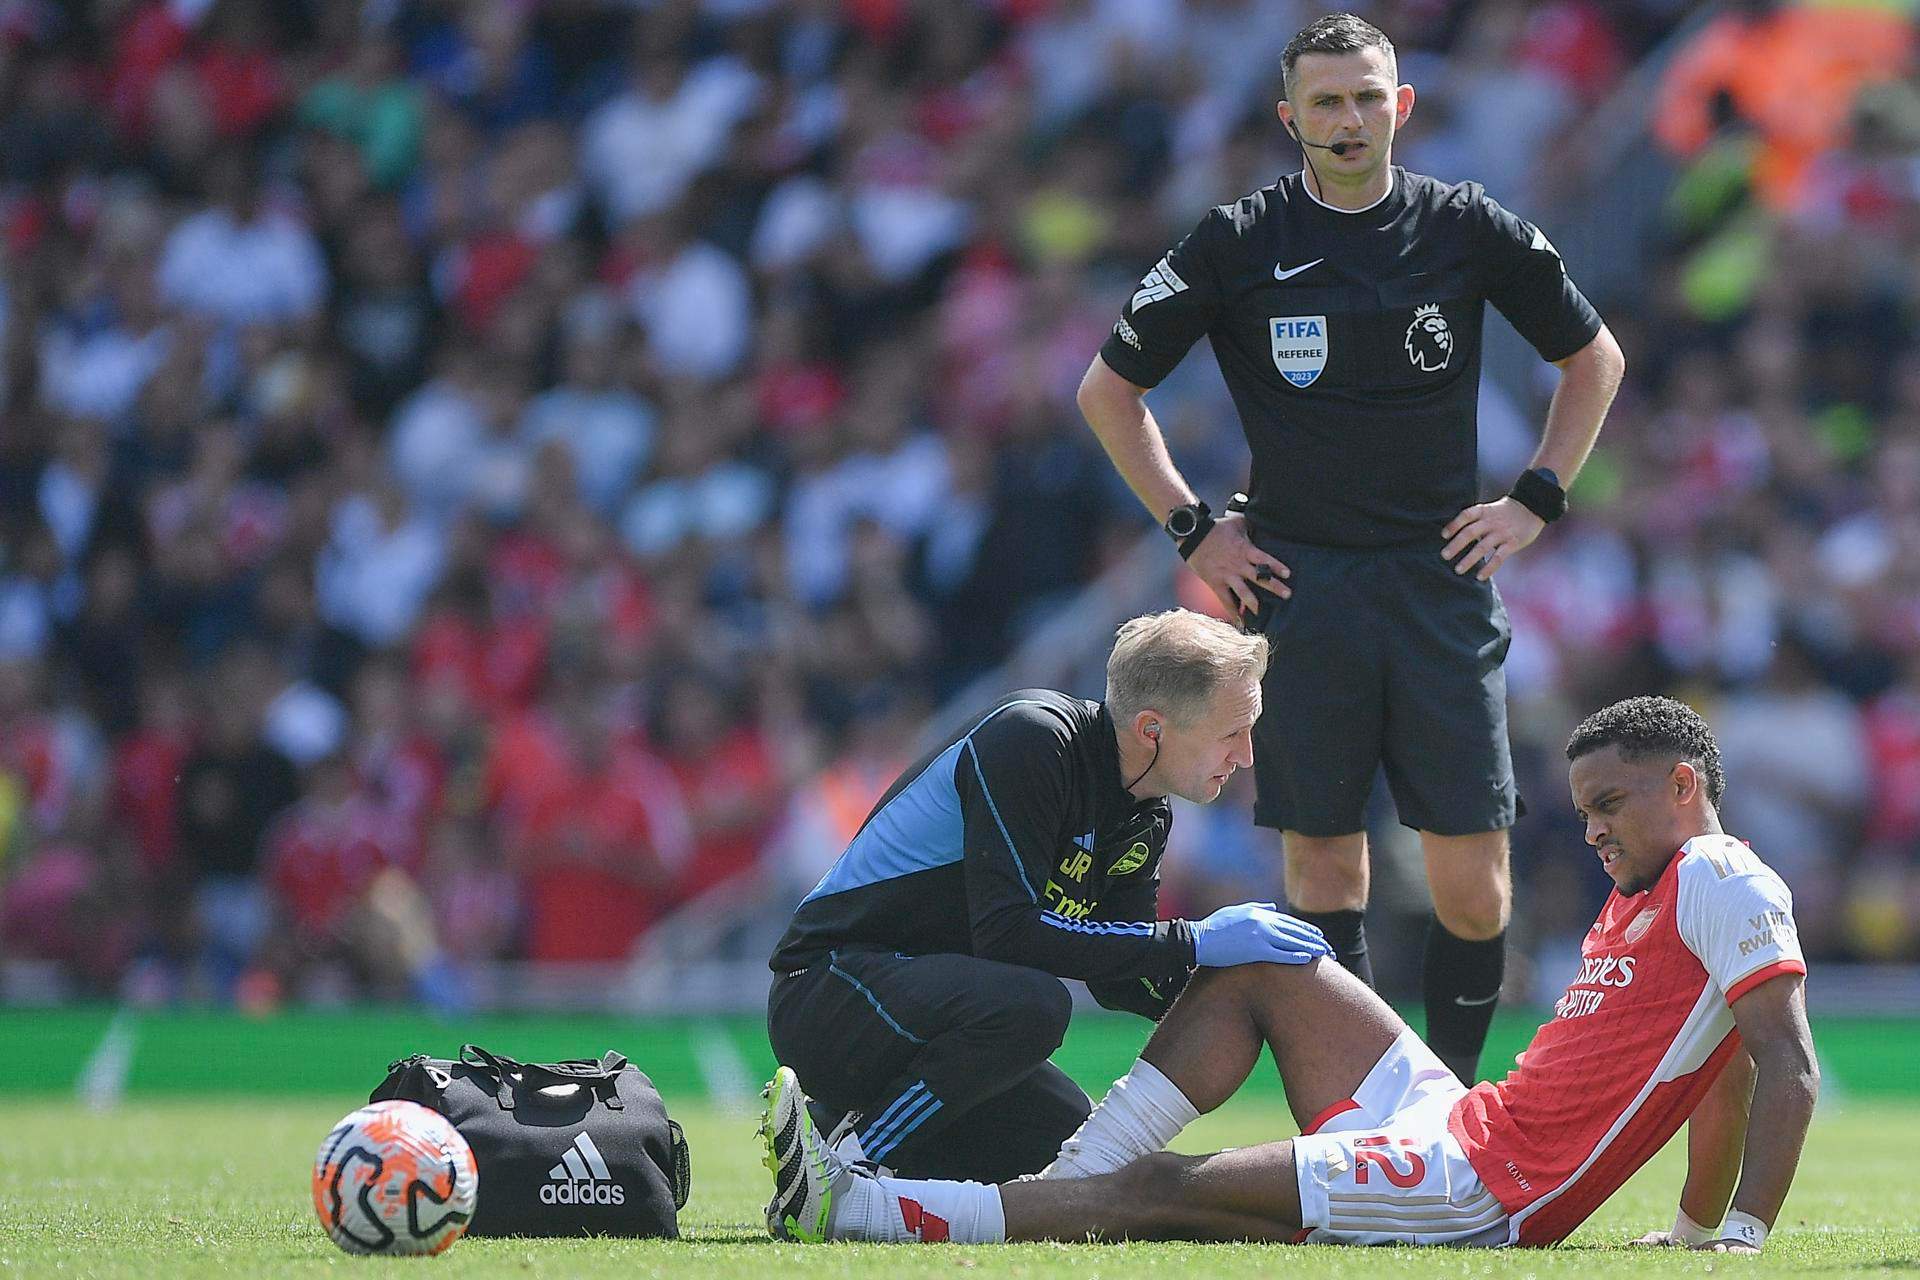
[1185, 961, 1286, 1004]
[1187, 958, 1322, 1032]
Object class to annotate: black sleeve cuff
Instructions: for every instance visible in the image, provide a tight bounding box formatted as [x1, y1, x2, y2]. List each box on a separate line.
[1087, 967, 1193, 1020]
[1534, 313, 1604, 364]
[1097, 334, 1172, 391]
[1164, 917, 1198, 967]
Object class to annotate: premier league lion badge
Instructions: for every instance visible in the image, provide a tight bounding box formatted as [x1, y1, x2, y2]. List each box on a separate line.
[1404, 302, 1453, 372]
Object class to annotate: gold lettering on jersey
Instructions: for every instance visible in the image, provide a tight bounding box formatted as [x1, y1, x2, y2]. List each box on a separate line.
[1738, 909, 1792, 955]
[1043, 880, 1096, 918]
[1058, 851, 1093, 881]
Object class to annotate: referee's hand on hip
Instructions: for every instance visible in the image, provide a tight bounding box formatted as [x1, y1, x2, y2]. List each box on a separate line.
[1441, 496, 1547, 581]
[1186, 513, 1291, 617]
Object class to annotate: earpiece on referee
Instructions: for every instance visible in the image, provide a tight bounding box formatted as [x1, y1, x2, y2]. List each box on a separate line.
[1146, 722, 1161, 740]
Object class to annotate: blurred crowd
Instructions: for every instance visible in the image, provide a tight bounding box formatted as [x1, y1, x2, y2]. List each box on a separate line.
[0, 0, 1914, 1010]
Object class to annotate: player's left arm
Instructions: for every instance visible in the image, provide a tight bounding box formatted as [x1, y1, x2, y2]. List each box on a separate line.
[1441, 324, 1625, 579]
[1445, 193, 1626, 579]
[1696, 971, 1819, 1253]
[1671, 1044, 1755, 1243]
[1658, 849, 1815, 1253]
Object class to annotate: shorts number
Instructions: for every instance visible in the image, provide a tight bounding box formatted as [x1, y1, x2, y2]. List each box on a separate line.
[1352, 1135, 1427, 1188]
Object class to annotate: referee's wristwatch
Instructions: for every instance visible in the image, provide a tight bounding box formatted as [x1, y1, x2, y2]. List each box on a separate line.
[1508, 467, 1568, 524]
[1163, 500, 1215, 560]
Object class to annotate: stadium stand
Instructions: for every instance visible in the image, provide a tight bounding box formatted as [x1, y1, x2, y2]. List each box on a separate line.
[0, 0, 1914, 1010]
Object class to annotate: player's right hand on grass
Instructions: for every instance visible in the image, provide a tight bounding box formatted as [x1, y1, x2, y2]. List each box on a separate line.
[1626, 1231, 1683, 1247]
[1192, 902, 1331, 967]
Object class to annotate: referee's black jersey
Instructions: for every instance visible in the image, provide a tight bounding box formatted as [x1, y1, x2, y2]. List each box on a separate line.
[770, 690, 1197, 997]
[1099, 167, 1603, 549]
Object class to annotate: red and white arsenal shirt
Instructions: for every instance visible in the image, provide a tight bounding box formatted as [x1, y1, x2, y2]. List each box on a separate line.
[1448, 834, 1807, 1245]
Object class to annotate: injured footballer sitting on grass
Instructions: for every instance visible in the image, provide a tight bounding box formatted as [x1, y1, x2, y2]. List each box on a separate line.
[760, 696, 1817, 1252]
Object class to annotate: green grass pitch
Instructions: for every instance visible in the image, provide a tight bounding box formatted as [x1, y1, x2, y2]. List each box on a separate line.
[2, 1096, 1915, 1277]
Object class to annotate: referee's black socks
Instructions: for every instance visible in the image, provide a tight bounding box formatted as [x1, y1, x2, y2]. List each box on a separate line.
[1423, 916, 1505, 1085]
[1294, 908, 1373, 989]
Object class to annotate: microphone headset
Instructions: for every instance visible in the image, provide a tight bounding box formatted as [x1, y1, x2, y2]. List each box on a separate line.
[1124, 720, 1162, 791]
[1285, 116, 1361, 157]
[1285, 114, 1362, 202]
[1286, 115, 1340, 202]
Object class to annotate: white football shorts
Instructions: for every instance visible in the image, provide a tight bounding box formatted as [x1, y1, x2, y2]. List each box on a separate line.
[1291, 1028, 1510, 1246]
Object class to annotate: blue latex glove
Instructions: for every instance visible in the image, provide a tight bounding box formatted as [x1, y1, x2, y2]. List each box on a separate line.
[1192, 902, 1333, 967]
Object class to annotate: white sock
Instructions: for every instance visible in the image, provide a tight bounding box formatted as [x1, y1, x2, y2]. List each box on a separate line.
[831, 1170, 902, 1241]
[832, 1128, 870, 1164]
[1040, 1058, 1199, 1179]
[839, 1173, 1006, 1243]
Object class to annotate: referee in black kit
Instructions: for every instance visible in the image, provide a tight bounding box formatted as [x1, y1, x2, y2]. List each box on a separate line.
[1077, 13, 1625, 1084]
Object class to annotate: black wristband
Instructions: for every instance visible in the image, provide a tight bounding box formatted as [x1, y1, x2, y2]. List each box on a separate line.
[1509, 467, 1567, 524]
[1177, 517, 1215, 560]
[1164, 501, 1215, 559]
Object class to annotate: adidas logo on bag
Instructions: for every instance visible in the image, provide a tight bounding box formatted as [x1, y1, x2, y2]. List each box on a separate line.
[541, 1132, 627, 1205]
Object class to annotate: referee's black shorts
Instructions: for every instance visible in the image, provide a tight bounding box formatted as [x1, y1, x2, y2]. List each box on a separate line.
[1243, 534, 1519, 838]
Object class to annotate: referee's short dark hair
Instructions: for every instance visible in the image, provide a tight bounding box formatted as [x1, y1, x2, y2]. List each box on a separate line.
[1282, 14, 1397, 98]
[1565, 696, 1727, 807]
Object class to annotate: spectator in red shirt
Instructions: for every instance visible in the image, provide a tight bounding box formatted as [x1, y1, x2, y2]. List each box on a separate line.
[423, 816, 520, 968]
[411, 567, 549, 717]
[111, 668, 196, 882]
[263, 751, 419, 963]
[488, 678, 680, 963]
[192, 0, 288, 141]
[654, 672, 780, 903]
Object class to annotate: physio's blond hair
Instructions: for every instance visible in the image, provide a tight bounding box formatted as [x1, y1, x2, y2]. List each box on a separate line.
[1105, 609, 1270, 728]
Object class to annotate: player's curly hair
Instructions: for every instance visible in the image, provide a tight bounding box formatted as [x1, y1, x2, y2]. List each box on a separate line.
[1566, 696, 1726, 806]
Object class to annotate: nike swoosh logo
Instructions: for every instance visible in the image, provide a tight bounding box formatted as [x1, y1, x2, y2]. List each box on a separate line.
[1454, 992, 1500, 1007]
[1273, 259, 1324, 281]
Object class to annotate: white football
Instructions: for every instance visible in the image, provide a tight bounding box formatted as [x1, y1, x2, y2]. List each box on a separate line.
[312, 1100, 479, 1256]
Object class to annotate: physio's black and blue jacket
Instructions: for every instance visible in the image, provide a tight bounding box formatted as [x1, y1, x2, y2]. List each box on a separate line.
[770, 689, 1197, 1018]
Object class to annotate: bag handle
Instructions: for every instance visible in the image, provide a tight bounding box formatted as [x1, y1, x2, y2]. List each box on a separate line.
[458, 1044, 523, 1110]
[458, 1044, 630, 1110]
[594, 1051, 627, 1107]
